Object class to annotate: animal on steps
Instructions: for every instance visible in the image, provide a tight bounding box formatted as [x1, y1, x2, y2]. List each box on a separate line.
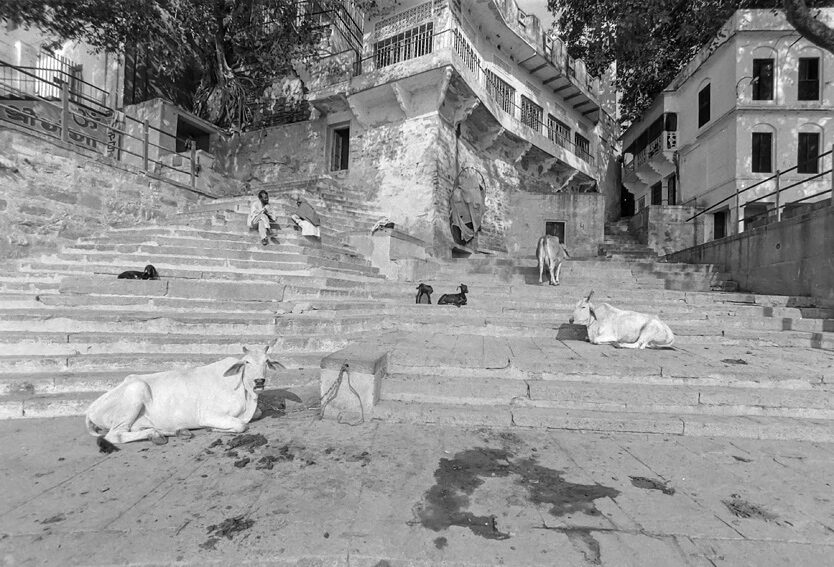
[117, 264, 159, 280]
[437, 284, 468, 307]
[415, 283, 433, 304]
[569, 290, 675, 349]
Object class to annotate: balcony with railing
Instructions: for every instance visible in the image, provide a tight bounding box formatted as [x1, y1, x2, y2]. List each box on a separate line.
[306, 1, 597, 172]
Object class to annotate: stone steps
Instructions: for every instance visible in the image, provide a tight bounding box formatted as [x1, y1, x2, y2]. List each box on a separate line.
[372, 400, 834, 442]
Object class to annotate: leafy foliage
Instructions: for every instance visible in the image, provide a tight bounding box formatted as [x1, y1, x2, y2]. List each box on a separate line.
[0, 0, 323, 128]
[548, 0, 833, 125]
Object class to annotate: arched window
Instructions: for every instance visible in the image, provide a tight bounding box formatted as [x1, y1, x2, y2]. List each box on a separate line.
[797, 47, 822, 101]
[751, 46, 777, 101]
[751, 123, 775, 173]
[698, 80, 711, 127]
[797, 123, 823, 173]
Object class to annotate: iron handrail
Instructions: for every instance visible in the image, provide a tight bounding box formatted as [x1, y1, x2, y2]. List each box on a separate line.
[0, 60, 109, 113]
[685, 147, 833, 222]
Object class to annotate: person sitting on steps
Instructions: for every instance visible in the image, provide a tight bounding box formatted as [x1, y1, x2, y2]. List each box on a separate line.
[248, 190, 280, 246]
[291, 193, 321, 238]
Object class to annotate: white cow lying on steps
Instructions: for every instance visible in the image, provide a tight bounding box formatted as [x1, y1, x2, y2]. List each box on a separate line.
[569, 291, 675, 349]
[86, 341, 285, 452]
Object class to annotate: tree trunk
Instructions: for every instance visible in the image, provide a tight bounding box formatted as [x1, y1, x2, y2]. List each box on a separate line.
[783, 0, 834, 54]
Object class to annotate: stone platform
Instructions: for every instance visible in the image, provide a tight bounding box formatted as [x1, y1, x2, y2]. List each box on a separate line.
[2, 412, 834, 566]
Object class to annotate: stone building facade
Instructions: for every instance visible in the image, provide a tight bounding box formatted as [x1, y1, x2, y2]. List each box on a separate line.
[215, 0, 619, 258]
[622, 9, 834, 247]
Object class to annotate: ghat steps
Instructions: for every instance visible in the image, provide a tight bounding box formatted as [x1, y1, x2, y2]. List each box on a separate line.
[1, 193, 832, 441]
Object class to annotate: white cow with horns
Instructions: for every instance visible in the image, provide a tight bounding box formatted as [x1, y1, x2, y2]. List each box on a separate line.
[86, 341, 285, 452]
[569, 291, 675, 349]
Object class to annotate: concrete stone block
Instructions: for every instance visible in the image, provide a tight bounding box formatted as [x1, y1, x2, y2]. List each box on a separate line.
[320, 346, 388, 419]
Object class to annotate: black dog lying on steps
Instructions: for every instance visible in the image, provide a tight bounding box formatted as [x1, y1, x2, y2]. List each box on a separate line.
[437, 283, 468, 307]
[117, 264, 160, 280]
[416, 283, 433, 304]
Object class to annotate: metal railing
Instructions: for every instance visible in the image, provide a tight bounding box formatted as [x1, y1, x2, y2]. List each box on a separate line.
[244, 99, 312, 130]
[0, 60, 207, 196]
[687, 147, 834, 228]
[624, 130, 677, 172]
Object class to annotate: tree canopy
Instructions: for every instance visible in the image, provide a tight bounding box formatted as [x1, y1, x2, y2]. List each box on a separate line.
[548, 0, 834, 125]
[0, 0, 323, 128]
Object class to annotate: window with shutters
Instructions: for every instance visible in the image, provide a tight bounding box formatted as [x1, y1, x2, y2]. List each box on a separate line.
[798, 58, 820, 101]
[752, 59, 774, 100]
[520, 96, 543, 132]
[698, 84, 710, 127]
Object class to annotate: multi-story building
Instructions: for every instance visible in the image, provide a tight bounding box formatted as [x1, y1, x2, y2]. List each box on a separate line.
[622, 9, 833, 244]
[219, 0, 619, 257]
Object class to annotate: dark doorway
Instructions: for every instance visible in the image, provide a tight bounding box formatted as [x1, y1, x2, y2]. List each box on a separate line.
[650, 182, 662, 205]
[175, 117, 211, 153]
[545, 221, 566, 245]
[713, 210, 727, 240]
[621, 186, 635, 217]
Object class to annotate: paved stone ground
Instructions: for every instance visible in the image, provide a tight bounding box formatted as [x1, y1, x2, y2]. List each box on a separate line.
[3, 407, 834, 566]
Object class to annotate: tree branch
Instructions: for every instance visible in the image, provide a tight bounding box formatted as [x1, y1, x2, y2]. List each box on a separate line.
[783, 0, 834, 53]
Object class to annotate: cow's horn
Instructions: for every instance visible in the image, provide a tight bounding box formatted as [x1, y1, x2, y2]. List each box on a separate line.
[266, 337, 278, 352]
[586, 290, 594, 301]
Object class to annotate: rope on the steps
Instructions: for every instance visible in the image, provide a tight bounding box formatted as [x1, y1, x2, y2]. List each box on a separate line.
[319, 362, 364, 426]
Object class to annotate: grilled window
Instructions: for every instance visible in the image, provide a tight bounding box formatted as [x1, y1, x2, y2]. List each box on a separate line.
[574, 133, 590, 161]
[485, 70, 516, 116]
[547, 114, 570, 147]
[373, 22, 433, 69]
[520, 96, 543, 132]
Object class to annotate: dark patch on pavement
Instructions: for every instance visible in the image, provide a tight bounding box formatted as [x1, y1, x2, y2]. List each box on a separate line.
[732, 455, 753, 463]
[227, 433, 268, 452]
[347, 451, 371, 467]
[414, 448, 619, 540]
[233, 457, 250, 468]
[722, 494, 777, 521]
[434, 536, 448, 549]
[208, 438, 223, 448]
[41, 514, 65, 524]
[721, 358, 748, 365]
[204, 515, 255, 548]
[630, 476, 675, 495]
[372, 561, 392, 567]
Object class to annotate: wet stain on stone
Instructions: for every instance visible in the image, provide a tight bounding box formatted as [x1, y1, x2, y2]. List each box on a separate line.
[414, 448, 619, 540]
[434, 536, 448, 549]
[371, 561, 392, 567]
[721, 358, 748, 365]
[732, 455, 752, 463]
[722, 494, 777, 521]
[205, 515, 255, 542]
[227, 433, 268, 452]
[630, 476, 675, 496]
[233, 457, 250, 468]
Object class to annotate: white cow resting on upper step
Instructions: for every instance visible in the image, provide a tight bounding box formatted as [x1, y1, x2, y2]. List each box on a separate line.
[86, 341, 285, 453]
[569, 291, 675, 349]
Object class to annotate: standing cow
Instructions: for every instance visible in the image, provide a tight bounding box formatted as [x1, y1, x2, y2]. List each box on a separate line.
[86, 341, 285, 451]
[569, 291, 675, 349]
[536, 235, 570, 286]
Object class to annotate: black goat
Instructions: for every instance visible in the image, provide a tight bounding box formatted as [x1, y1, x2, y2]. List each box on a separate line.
[437, 283, 468, 307]
[117, 264, 160, 280]
[416, 283, 434, 304]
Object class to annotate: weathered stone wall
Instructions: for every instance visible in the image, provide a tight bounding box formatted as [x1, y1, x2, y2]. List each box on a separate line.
[0, 128, 202, 260]
[629, 205, 708, 256]
[665, 203, 834, 302]
[506, 193, 604, 258]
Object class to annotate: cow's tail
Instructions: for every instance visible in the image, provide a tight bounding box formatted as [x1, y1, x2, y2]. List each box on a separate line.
[85, 414, 103, 437]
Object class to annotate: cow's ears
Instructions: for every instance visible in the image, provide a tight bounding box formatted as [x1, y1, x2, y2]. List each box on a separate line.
[224, 361, 245, 377]
[242, 346, 249, 354]
[267, 359, 286, 370]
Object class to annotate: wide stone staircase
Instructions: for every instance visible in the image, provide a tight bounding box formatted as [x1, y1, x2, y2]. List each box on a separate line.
[2, 191, 833, 441]
[0, 187, 389, 418]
